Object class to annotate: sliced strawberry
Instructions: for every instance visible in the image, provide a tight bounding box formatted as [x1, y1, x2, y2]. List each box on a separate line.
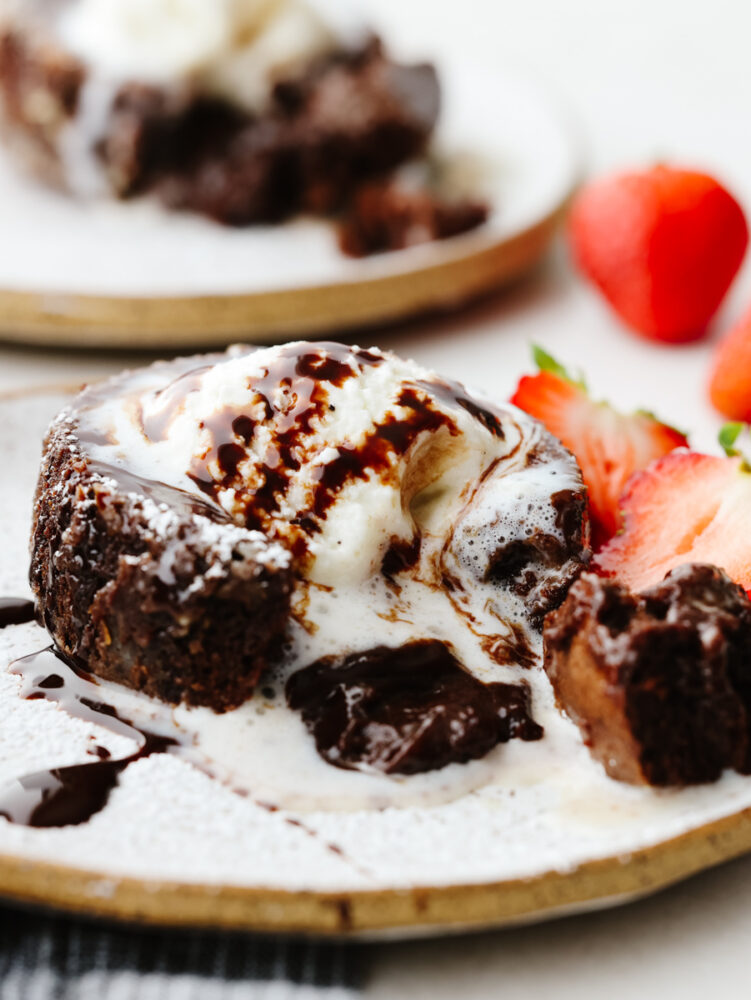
[593, 448, 751, 596]
[511, 348, 688, 547]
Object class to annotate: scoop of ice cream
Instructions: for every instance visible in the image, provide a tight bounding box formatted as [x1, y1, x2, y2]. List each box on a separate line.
[59, 0, 243, 81]
[205, 1, 355, 112]
[77, 342, 586, 605]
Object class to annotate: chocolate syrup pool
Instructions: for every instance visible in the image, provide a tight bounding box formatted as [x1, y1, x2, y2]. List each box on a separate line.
[0, 647, 184, 827]
[0, 598, 35, 629]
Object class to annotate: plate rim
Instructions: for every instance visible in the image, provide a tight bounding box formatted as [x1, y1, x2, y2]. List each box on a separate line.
[2, 803, 750, 938]
[0, 203, 571, 347]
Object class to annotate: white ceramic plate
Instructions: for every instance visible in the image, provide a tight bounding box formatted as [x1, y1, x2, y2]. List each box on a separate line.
[3, 383, 751, 939]
[0, 61, 580, 346]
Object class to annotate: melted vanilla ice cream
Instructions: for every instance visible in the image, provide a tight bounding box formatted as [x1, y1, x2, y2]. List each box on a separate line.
[72, 343, 586, 809]
[58, 0, 365, 110]
[81, 342, 579, 594]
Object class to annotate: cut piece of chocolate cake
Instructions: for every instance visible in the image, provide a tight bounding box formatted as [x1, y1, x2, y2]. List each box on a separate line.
[544, 564, 751, 786]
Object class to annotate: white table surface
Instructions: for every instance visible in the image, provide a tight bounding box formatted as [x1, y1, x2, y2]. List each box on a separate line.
[2, 1, 751, 996]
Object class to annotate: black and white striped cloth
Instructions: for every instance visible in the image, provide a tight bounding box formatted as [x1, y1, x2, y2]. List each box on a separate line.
[0, 903, 365, 999]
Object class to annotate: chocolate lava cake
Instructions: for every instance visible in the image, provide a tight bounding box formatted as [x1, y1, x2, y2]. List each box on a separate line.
[30, 363, 293, 712]
[29, 342, 589, 724]
[544, 564, 751, 786]
[0, 0, 488, 250]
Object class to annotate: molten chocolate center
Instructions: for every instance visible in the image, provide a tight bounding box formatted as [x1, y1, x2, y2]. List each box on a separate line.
[285, 639, 542, 775]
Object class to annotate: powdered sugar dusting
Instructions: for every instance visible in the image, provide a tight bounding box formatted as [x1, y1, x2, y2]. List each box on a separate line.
[5, 390, 751, 904]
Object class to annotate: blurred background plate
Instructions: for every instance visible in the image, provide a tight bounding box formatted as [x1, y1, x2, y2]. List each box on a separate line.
[0, 61, 580, 348]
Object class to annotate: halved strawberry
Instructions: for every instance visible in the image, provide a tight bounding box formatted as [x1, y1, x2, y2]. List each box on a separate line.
[510, 348, 688, 547]
[593, 442, 751, 596]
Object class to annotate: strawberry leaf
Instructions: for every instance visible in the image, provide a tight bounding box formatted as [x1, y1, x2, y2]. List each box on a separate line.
[531, 346, 586, 389]
[719, 422, 746, 456]
[719, 422, 751, 473]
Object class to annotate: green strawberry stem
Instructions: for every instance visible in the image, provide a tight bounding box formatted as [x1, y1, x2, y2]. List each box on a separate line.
[719, 422, 751, 472]
[531, 346, 587, 389]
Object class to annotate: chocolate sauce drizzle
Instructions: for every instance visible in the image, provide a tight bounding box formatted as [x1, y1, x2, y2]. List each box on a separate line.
[381, 536, 422, 580]
[185, 343, 394, 538]
[89, 460, 229, 523]
[0, 598, 35, 629]
[285, 640, 542, 775]
[416, 378, 506, 439]
[0, 648, 181, 827]
[0, 644, 368, 874]
[133, 343, 507, 559]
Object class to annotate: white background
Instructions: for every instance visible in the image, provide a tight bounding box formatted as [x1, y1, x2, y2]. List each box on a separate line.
[2, 1, 751, 996]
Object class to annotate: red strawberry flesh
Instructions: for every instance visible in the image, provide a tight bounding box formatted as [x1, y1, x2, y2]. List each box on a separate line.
[569, 165, 749, 343]
[593, 451, 751, 596]
[511, 366, 687, 547]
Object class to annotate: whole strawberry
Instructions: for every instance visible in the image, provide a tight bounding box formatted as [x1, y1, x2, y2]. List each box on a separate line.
[569, 165, 748, 343]
[709, 306, 751, 421]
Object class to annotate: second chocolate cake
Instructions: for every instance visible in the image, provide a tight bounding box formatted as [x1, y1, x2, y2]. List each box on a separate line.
[544, 564, 751, 786]
[0, 0, 488, 250]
